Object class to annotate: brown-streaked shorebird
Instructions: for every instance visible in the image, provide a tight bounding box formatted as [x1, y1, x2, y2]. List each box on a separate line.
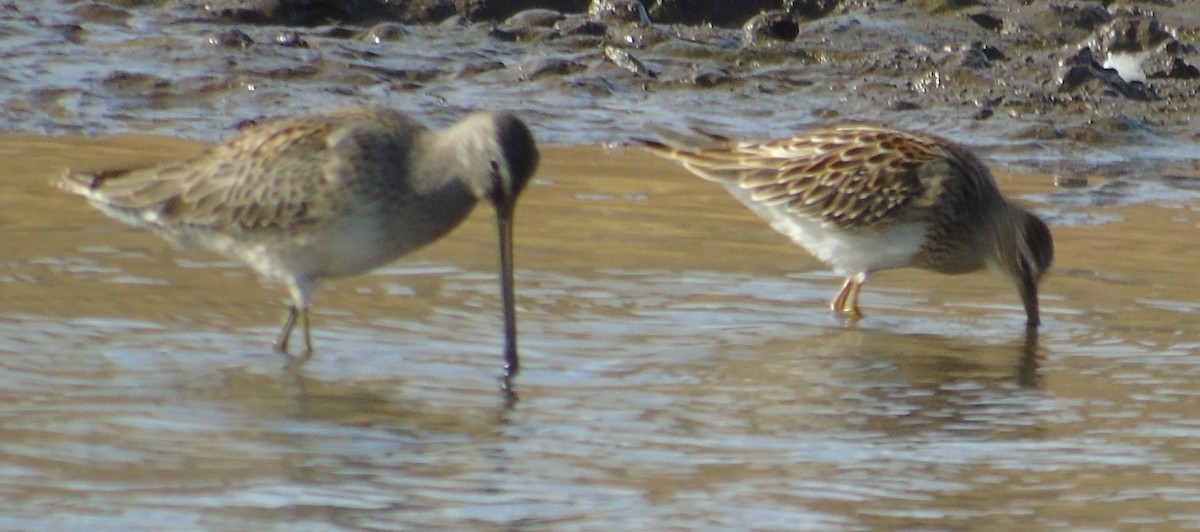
[58, 106, 539, 381]
[636, 124, 1053, 326]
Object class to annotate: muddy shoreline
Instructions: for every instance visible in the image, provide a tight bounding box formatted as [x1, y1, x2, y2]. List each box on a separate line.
[2, 1, 1196, 183]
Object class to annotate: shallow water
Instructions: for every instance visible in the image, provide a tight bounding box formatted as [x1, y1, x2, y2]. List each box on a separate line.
[3, 136, 1199, 530]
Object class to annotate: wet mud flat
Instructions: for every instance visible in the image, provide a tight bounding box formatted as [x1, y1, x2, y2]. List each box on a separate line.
[2, 135, 1199, 529]
[2, 1, 1198, 177]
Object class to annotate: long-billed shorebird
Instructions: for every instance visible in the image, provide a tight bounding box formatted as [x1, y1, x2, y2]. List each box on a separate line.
[637, 124, 1053, 326]
[58, 107, 539, 379]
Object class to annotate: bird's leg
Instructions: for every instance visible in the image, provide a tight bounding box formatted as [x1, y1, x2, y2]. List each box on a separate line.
[275, 306, 314, 359]
[275, 306, 299, 354]
[280, 279, 315, 360]
[842, 279, 864, 318]
[830, 277, 864, 319]
[297, 307, 313, 360]
[831, 278, 855, 314]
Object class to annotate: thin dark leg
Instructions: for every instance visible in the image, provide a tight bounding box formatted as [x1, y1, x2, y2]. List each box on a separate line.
[276, 306, 298, 354]
[297, 308, 313, 360]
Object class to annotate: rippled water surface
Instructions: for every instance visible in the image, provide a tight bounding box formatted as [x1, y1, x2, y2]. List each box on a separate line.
[3, 136, 1200, 530]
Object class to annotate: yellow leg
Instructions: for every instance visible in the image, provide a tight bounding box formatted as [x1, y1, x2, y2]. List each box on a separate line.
[829, 277, 864, 319]
[843, 280, 863, 318]
[831, 278, 854, 314]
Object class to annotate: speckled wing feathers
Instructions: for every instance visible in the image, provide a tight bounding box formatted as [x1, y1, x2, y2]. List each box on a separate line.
[643, 126, 954, 229]
[61, 110, 420, 235]
[192, 119, 341, 230]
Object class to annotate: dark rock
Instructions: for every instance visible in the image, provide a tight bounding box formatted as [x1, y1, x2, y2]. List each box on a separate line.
[209, 7, 272, 24]
[743, 10, 800, 44]
[201, 0, 416, 25]
[1053, 2, 1112, 31]
[274, 31, 307, 47]
[691, 68, 734, 87]
[1074, 8, 1199, 87]
[975, 42, 1007, 62]
[205, 0, 353, 25]
[646, 0, 786, 27]
[967, 11, 1004, 32]
[555, 17, 608, 37]
[323, 27, 358, 39]
[207, 28, 255, 48]
[195, 0, 829, 26]
[889, 100, 922, 111]
[488, 25, 522, 41]
[1091, 9, 1176, 54]
[1148, 57, 1200, 80]
[789, 0, 840, 20]
[606, 24, 672, 49]
[950, 41, 1007, 69]
[1057, 47, 1157, 101]
[357, 23, 409, 43]
[589, 0, 649, 25]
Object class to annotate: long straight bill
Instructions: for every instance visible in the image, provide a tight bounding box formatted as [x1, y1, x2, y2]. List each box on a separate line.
[1021, 274, 1040, 328]
[496, 208, 519, 379]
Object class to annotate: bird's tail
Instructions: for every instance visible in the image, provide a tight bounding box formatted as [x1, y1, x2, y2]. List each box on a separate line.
[55, 167, 138, 196]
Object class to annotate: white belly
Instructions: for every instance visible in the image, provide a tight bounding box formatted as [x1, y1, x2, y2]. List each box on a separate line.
[196, 212, 409, 285]
[725, 185, 928, 276]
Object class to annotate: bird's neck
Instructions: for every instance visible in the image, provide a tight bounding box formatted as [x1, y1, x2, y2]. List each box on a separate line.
[419, 123, 496, 198]
[986, 203, 1030, 279]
